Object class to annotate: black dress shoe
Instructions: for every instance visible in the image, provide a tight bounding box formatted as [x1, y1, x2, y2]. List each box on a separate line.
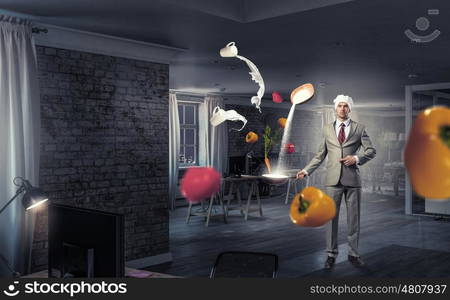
[348, 255, 365, 267]
[324, 256, 335, 269]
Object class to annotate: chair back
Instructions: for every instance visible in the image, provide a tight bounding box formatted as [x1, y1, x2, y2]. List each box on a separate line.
[210, 251, 278, 278]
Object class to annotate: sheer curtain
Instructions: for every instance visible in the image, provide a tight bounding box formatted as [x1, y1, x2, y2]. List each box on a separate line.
[0, 16, 40, 276]
[203, 95, 228, 175]
[168, 93, 180, 210]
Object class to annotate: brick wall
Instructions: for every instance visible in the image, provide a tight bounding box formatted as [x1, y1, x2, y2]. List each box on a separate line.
[33, 46, 169, 271]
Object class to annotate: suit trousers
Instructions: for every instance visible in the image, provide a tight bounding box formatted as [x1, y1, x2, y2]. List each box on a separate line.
[325, 184, 361, 258]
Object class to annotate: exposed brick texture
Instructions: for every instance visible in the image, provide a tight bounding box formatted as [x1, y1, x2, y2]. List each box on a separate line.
[33, 46, 169, 272]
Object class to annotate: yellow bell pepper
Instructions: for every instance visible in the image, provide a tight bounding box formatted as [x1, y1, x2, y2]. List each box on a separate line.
[290, 187, 336, 227]
[404, 106, 450, 199]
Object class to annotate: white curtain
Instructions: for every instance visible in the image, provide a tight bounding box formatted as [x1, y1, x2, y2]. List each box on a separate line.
[168, 93, 180, 210]
[198, 101, 209, 167]
[0, 16, 40, 276]
[203, 95, 228, 175]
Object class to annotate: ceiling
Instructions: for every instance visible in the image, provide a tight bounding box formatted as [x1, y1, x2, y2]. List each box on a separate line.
[1, 0, 450, 105]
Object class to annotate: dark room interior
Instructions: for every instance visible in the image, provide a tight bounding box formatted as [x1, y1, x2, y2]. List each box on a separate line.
[0, 0, 449, 282]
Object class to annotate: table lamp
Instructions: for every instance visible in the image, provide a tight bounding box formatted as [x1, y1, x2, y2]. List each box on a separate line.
[0, 177, 48, 277]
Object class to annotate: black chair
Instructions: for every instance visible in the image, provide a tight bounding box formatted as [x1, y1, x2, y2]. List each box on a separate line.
[210, 251, 278, 278]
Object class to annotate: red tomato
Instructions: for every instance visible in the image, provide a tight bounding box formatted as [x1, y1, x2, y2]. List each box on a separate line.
[284, 143, 295, 154]
[272, 91, 283, 103]
[180, 167, 221, 203]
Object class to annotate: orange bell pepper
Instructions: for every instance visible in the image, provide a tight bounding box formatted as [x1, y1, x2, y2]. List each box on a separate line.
[245, 131, 258, 143]
[290, 187, 336, 227]
[278, 117, 287, 128]
[404, 106, 450, 199]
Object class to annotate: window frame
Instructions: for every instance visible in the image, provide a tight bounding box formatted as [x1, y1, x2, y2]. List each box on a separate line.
[178, 101, 199, 167]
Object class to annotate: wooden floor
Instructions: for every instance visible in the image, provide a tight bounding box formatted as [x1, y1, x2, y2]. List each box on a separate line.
[146, 189, 450, 278]
[305, 244, 450, 278]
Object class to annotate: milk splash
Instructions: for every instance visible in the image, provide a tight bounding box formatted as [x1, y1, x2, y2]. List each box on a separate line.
[274, 83, 315, 174]
[275, 103, 297, 173]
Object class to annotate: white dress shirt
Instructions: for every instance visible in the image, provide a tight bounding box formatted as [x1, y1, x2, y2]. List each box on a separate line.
[335, 118, 359, 164]
[335, 118, 351, 141]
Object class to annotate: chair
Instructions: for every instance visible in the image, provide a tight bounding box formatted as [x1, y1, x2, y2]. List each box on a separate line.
[209, 251, 278, 278]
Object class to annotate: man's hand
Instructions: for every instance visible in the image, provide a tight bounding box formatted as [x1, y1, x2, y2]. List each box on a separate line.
[296, 170, 307, 179]
[340, 155, 357, 166]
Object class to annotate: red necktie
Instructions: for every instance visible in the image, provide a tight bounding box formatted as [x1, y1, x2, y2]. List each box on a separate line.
[338, 123, 346, 144]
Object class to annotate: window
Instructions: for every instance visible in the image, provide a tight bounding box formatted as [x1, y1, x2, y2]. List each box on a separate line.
[178, 102, 199, 166]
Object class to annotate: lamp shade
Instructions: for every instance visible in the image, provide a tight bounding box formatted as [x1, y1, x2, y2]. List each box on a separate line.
[0, 177, 48, 278]
[1, 177, 49, 216]
[22, 187, 48, 210]
[19, 178, 48, 210]
[290, 83, 315, 105]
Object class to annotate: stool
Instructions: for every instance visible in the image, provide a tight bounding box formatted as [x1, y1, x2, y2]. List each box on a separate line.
[186, 190, 227, 227]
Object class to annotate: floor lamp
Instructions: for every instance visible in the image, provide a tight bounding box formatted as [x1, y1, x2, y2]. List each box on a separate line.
[0, 177, 48, 277]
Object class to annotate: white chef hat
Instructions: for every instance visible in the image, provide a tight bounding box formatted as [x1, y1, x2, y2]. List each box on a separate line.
[333, 94, 354, 111]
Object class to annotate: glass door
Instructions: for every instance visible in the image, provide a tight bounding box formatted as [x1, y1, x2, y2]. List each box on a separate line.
[405, 83, 450, 216]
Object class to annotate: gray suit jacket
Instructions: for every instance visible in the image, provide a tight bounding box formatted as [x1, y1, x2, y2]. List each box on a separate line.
[304, 120, 376, 187]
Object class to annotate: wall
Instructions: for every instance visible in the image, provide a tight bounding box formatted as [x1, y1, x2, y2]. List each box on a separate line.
[225, 103, 405, 190]
[356, 114, 405, 163]
[33, 46, 170, 271]
[172, 95, 323, 174]
[226, 102, 323, 173]
[173, 94, 402, 200]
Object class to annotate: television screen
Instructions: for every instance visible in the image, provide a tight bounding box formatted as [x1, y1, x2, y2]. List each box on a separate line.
[48, 204, 125, 278]
[229, 156, 246, 176]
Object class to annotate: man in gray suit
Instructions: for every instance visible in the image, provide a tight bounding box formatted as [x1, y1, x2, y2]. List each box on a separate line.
[297, 95, 376, 269]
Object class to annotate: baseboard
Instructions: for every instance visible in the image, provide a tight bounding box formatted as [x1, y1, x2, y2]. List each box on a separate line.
[126, 252, 173, 269]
